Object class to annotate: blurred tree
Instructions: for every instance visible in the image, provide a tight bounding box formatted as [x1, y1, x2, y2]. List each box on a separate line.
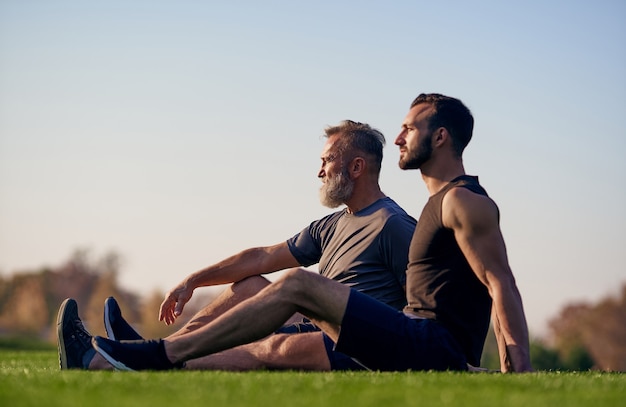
[562, 346, 594, 371]
[548, 283, 626, 371]
[0, 274, 48, 335]
[0, 248, 224, 349]
[481, 328, 580, 371]
[529, 340, 563, 370]
[0, 249, 140, 343]
[139, 290, 180, 339]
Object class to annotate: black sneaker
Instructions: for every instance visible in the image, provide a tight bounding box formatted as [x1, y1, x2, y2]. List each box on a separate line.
[57, 298, 96, 370]
[92, 336, 183, 371]
[104, 297, 143, 341]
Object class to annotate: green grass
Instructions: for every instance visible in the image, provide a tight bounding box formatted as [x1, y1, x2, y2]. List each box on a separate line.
[1, 350, 624, 407]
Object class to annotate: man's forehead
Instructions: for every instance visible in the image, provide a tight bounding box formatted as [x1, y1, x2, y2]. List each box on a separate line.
[405, 103, 434, 125]
[321, 136, 339, 157]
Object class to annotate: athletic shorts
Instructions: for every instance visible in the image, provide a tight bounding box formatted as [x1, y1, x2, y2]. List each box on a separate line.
[276, 319, 366, 371]
[334, 289, 468, 371]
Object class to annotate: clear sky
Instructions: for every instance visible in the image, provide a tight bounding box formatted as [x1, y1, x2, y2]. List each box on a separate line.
[1, 1, 625, 337]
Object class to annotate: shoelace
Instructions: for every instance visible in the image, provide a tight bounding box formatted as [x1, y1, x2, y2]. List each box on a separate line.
[72, 319, 91, 341]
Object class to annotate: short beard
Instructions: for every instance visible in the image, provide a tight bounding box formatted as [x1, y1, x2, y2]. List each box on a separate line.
[399, 131, 433, 170]
[319, 170, 354, 208]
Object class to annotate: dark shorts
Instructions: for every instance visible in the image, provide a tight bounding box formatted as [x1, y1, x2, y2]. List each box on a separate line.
[334, 290, 468, 371]
[276, 319, 366, 371]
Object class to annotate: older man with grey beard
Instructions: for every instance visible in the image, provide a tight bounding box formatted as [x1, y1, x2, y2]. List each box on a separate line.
[58, 119, 417, 371]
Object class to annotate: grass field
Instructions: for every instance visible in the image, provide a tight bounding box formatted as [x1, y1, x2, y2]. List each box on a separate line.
[1, 350, 624, 407]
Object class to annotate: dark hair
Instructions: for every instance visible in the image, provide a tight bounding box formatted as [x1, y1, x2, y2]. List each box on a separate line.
[324, 120, 385, 175]
[411, 93, 474, 156]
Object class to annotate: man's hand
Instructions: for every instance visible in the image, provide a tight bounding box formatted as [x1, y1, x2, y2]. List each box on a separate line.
[159, 283, 194, 325]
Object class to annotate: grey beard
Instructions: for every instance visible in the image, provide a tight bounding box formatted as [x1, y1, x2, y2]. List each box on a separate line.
[319, 172, 354, 208]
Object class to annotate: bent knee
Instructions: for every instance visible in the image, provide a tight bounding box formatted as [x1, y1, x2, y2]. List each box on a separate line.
[231, 275, 271, 296]
[281, 267, 308, 279]
[276, 268, 323, 291]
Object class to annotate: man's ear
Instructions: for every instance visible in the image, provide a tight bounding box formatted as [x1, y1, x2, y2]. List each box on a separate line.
[434, 127, 449, 147]
[350, 157, 365, 179]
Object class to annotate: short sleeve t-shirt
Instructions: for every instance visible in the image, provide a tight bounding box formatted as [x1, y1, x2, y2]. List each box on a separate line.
[287, 197, 416, 310]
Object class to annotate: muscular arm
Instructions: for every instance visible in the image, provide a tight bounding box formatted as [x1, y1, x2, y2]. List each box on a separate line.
[442, 187, 532, 372]
[159, 242, 300, 324]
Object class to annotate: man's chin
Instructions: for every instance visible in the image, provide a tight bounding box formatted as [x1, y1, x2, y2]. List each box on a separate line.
[320, 200, 343, 209]
[319, 193, 343, 209]
[399, 160, 418, 170]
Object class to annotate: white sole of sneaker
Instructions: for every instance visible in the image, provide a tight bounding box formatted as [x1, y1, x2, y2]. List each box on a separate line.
[56, 298, 71, 370]
[92, 341, 135, 372]
[103, 300, 116, 341]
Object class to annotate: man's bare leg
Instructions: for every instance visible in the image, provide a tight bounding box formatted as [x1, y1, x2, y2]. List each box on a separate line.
[165, 268, 351, 364]
[89, 330, 332, 371]
[167, 275, 271, 339]
[89, 273, 324, 371]
[184, 332, 331, 371]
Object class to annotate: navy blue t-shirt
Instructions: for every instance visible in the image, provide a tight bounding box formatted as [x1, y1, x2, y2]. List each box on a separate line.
[287, 197, 416, 310]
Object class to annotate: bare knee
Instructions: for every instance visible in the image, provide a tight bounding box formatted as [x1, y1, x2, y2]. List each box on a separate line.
[172, 275, 272, 337]
[255, 333, 330, 371]
[271, 268, 348, 329]
[231, 275, 272, 296]
[273, 268, 318, 298]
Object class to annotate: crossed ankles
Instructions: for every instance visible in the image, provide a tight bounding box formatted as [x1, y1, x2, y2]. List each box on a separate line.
[57, 297, 182, 371]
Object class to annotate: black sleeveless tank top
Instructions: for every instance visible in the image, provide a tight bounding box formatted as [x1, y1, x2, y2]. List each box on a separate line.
[404, 175, 493, 366]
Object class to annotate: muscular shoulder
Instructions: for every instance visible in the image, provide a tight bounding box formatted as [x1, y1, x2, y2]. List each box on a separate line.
[441, 186, 499, 232]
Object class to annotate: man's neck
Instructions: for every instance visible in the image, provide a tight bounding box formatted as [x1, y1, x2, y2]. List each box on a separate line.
[345, 188, 386, 214]
[420, 160, 466, 196]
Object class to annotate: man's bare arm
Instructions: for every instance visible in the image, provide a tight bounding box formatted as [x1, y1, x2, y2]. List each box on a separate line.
[159, 242, 299, 324]
[442, 187, 532, 372]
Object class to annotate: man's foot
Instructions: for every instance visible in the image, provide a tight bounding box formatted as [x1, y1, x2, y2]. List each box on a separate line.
[57, 298, 96, 370]
[92, 336, 184, 371]
[104, 297, 143, 341]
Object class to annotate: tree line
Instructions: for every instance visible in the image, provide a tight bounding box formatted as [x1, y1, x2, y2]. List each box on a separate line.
[0, 249, 211, 342]
[0, 249, 624, 371]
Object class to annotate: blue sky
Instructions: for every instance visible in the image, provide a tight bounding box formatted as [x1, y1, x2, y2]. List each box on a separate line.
[1, 1, 624, 337]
